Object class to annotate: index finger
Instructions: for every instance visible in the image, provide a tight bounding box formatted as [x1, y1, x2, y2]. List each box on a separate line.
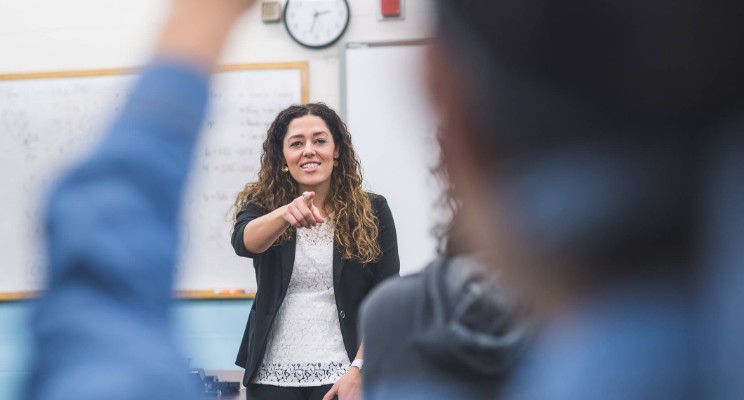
[322, 384, 339, 400]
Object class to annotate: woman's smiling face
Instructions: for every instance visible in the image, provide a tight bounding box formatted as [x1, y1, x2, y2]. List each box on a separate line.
[282, 114, 339, 193]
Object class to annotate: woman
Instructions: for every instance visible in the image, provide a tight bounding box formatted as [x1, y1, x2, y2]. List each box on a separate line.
[231, 103, 400, 400]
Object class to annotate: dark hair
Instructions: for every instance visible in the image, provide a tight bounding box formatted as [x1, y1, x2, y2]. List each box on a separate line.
[434, 0, 744, 142]
[429, 0, 744, 281]
[232, 103, 382, 263]
[430, 126, 470, 258]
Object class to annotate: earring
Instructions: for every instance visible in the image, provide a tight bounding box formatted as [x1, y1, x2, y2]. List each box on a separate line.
[333, 159, 338, 167]
[281, 165, 289, 173]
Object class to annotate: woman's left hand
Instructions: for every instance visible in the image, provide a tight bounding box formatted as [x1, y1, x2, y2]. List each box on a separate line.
[322, 367, 361, 400]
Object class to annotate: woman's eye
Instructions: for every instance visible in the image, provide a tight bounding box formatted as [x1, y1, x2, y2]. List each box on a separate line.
[315, 139, 327, 144]
[289, 141, 302, 148]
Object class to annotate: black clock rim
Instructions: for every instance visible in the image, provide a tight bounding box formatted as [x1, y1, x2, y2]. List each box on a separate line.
[283, 0, 350, 50]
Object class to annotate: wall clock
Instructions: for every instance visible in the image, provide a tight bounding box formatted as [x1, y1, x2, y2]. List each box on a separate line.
[284, 0, 350, 49]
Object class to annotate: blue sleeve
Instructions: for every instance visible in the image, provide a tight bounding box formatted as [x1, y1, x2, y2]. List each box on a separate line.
[28, 60, 208, 400]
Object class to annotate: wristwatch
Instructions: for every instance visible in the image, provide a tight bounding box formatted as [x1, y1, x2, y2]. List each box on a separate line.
[351, 359, 364, 371]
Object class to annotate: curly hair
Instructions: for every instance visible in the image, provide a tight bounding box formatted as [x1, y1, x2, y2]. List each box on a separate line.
[232, 103, 382, 263]
[430, 125, 468, 258]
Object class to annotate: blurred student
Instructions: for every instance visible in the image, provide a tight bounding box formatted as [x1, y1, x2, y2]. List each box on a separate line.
[420, 0, 744, 399]
[361, 136, 532, 399]
[27, 1, 255, 399]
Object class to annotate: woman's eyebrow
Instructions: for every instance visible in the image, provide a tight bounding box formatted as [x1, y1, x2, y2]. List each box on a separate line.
[286, 131, 328, 141]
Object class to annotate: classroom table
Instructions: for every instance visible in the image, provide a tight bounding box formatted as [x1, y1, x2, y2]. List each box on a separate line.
[205, 370, 244, 399]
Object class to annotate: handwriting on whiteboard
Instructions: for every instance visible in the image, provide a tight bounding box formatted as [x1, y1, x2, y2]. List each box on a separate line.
[1, 66, 305, 293]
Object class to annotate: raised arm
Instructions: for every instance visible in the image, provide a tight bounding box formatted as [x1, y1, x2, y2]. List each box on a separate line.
[29, 2, 255, 400]
[157, 0, 251, 72]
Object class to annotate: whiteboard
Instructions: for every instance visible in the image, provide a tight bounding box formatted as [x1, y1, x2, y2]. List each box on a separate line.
[0, 63, 308, 297]
[341, 41, 442, 276]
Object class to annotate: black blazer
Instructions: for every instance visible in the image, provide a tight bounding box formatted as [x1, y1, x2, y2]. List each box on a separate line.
[231, 193, 400, 385]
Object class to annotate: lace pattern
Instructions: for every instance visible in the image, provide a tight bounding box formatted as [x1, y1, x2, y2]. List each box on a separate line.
[254, 222, 351, 386]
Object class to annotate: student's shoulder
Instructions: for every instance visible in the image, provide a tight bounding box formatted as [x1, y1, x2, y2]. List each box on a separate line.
[362, 273, 421, 323]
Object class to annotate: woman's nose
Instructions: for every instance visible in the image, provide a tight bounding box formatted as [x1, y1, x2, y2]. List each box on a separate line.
[303, 144, 316, 156]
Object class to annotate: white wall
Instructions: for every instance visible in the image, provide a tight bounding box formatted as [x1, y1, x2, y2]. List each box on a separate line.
[0, 0, 434, 110]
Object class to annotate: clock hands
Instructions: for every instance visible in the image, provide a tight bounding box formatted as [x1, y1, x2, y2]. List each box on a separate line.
[310, 9, 330, 32]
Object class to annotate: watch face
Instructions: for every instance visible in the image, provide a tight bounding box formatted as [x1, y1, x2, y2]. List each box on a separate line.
[284, 0, 350, 49]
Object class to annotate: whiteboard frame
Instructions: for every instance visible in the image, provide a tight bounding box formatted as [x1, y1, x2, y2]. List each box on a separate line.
[0, 62, 308, 301]
[0, 62, 309, 105]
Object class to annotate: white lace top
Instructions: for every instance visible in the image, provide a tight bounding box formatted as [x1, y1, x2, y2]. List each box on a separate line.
[253, 221, 351, 386]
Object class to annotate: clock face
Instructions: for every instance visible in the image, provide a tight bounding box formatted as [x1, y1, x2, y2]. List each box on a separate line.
[284, 0, 350, 49]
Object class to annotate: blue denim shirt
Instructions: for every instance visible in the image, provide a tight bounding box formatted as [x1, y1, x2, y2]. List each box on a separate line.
[28, 61, 208, 400]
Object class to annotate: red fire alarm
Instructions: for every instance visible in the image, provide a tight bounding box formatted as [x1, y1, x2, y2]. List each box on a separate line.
[380, 0, 402, 18]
